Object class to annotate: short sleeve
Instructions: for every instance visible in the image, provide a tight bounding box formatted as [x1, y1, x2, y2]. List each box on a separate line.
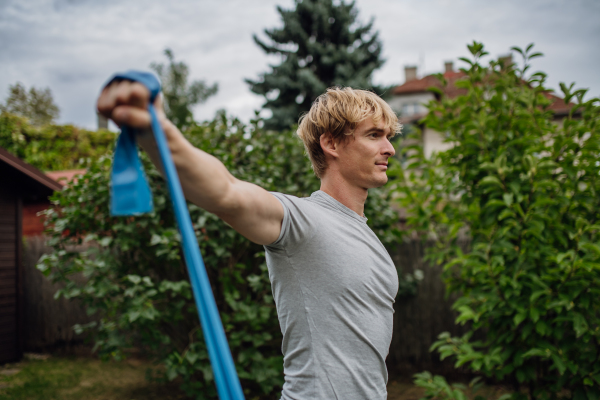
[265, 192, 315, 253]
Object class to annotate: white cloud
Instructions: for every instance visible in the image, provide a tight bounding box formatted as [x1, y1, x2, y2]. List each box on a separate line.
[0, 0, 597, 129]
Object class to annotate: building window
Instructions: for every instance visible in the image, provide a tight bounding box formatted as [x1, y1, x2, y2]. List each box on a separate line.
[402, 102, 422, 116]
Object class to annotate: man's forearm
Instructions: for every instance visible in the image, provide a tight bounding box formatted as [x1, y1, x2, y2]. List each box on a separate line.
[134, 121, 237, 215]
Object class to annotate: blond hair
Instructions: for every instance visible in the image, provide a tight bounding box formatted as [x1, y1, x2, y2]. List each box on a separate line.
[297, 87, 401, 178]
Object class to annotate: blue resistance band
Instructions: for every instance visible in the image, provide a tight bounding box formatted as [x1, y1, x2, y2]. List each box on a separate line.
[106, 71, 245, 400]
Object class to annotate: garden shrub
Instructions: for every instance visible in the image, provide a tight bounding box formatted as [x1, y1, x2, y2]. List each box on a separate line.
[392, 42, 600, 398]
[37, 112, 400, 399]
[0, 111, 116, 171]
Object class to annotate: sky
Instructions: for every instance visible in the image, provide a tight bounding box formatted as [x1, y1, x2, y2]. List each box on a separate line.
[1, 0, 598, 130]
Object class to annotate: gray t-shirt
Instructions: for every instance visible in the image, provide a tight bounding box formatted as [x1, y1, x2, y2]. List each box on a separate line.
[264, 190, 398, 400]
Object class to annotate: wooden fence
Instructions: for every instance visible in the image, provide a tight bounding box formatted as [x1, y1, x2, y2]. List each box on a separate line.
[386, 239, 471, 375]
[22, 236, 94, 352]
[21, 235, 469, 374]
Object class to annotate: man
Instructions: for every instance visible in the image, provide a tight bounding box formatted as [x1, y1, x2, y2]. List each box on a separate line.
[97, 83, 401, 399]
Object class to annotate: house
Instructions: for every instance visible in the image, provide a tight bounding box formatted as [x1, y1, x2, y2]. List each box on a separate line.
[387, 56, 573, 158]
[0, 146, 62, 363]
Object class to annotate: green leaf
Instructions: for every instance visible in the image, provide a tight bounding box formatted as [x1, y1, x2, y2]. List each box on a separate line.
[427, 86, 443, 96]
[485, 199, 506, 209]
[499, 209, 516, 221]
[185, 351, 199, 365]
[530, 290, 547, 302]
[522, 348, 548, 358]
[458, 57, 474, 66]
[580, 242, 600, 257]
[98, 237, 112, 247]
[551, 354, 566, 375]
[529, 307, 540, 323]
[166, 367, 178, 381]
[150, 234, 163, 245]
[514, 311, 527, 326]
[573, 313, 589, 337]
[479, 176, 503, 187]
[142, 276, 153, 287]
[128, 311, 140, 322]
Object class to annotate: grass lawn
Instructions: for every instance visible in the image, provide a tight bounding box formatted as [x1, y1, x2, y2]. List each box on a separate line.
[0, 354, 512, 400]
[387, 378, 512, 400]
[0, 355, 184, 400]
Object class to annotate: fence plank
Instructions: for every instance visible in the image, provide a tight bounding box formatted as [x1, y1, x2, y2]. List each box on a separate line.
[22, 236, 95, 351]
[387, 238, 471, 375]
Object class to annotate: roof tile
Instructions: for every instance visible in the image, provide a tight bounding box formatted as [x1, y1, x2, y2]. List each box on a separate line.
[392, 70, 573, 114]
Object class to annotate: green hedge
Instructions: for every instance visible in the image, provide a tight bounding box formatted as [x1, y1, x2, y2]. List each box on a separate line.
[0, 112, 116, 171]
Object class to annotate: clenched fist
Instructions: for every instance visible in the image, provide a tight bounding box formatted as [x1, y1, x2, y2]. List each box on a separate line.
[97, 79, 170, 130]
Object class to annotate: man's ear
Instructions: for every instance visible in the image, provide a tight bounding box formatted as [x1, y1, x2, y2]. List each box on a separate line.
[320, 132, 339, 159]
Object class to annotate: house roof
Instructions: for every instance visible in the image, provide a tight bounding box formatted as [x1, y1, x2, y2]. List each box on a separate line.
[543, 92, 573, 116]
[0, 147, 63, 196]
[392, 70, 573, 116]
[392, 70, 468, 97]
[45, 169, 86, 184]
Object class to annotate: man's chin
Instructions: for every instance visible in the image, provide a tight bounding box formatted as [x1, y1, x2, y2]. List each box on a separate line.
[367, 174, 388, 189]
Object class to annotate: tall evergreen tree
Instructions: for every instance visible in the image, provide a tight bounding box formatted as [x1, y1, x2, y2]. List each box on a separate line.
[246, 0, 385, 130]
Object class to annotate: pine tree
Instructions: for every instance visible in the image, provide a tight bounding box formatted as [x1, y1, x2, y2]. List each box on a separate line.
[246, 0, 385, 130]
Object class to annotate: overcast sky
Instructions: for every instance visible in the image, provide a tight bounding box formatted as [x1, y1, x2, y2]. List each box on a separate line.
[1, 0, 598, 130]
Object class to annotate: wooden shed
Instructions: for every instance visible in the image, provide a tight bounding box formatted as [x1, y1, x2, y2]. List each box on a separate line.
[0, 146, 62, 364]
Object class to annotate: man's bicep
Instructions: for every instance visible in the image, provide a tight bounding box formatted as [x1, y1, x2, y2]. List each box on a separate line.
[217, 180, 284, 245]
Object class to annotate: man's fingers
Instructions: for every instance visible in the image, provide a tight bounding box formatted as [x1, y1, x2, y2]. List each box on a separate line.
[111, 105, 152, 128]
[115, 82, 149, 109]
[97, 84, 118, 119]
[97, 81, 150, 121]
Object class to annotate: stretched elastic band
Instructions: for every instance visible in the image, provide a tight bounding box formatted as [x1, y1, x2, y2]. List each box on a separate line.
[106, 70, 245, 400]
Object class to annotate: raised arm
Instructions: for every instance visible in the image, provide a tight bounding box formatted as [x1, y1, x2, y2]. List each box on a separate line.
[97, 80, 283, 245]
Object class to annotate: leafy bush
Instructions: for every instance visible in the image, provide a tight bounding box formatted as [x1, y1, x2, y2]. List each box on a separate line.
[38, 113, 399, 399]
[413, 371, 506, 400]
[393, 42, 600, 398]
[0, 111, 115, 171]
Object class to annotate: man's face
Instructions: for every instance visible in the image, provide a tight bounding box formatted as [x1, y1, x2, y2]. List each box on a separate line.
[335, 117, 395, 189]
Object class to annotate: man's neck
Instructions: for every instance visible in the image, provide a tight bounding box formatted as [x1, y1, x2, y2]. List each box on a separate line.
[319, 176, 368, 217]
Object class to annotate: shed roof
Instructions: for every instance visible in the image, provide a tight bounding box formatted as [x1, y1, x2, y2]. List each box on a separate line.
[0, 147, 63, 199]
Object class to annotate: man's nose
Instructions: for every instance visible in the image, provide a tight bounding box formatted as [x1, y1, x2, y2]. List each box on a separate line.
[382, 137, 395, 157]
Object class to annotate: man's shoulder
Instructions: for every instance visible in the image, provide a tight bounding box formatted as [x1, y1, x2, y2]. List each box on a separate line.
[264, 192, 322, 250]
[269, 192, 314, 207]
